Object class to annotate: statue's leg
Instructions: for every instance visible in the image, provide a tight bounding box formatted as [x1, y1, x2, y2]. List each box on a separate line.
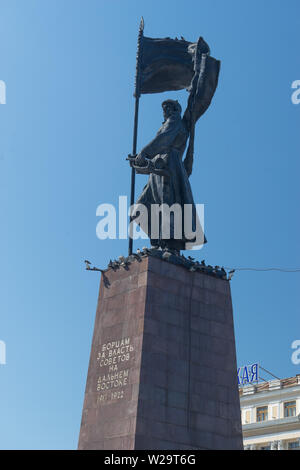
[163, 239, 182, 255]
[150, 238, 160, 249]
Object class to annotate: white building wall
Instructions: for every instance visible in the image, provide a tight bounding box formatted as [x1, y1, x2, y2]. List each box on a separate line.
[240, 375, 300, 450]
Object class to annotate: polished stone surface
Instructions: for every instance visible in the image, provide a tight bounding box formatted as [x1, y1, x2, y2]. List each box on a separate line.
[78, 256, 243, 450]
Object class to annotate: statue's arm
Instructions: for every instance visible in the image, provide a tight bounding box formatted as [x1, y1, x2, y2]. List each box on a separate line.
[182, 73, 199, 133]
[184, 56, 221, 128]
[182, 57, 220, 176]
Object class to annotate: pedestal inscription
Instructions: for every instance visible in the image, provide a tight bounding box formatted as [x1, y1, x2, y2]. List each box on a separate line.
[96, 337, 134, 404]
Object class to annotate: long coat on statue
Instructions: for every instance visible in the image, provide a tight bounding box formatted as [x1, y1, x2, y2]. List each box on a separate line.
[135, 104, 204, 251]
[133, 39, 220, 251]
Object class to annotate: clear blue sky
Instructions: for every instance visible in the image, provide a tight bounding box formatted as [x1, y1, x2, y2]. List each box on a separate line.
[0, 0, 299, 449]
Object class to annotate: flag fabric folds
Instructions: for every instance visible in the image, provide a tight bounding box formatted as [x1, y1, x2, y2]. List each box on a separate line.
[139, 36, 220, 98]
[140, 37, 196, 94]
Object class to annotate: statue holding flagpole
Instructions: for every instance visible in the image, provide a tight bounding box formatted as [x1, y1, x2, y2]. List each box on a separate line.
[127, 19, 220, 254]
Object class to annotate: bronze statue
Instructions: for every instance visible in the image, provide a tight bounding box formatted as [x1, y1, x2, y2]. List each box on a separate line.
[128, 26, 220, 254]
[131, 99, 198, 252]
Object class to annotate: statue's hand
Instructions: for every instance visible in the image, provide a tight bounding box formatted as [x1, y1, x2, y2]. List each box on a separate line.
[135, 153, 147, 167]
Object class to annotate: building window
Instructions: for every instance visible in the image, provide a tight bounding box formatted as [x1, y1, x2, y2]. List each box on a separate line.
[245, 410, 251, 424]
[288, 440, 300, 449]
[260, 445, 271, 450]
[257, 406, 268, 422]
[284, 401, 296, 417]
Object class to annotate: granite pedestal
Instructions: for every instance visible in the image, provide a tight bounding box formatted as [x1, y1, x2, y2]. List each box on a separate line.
[78, 255, 243, 450]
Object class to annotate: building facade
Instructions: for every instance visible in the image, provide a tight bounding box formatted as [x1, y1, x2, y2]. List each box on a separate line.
[240, 375, 300, 450]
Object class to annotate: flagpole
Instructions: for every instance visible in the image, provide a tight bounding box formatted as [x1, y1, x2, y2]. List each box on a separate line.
[129, 17, 144, 256]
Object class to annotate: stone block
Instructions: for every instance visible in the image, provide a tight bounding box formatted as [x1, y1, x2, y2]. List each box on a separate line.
[78, 255, 243, 450]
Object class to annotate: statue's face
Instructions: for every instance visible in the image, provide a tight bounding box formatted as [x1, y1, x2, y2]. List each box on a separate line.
[162, 102, 173, 120]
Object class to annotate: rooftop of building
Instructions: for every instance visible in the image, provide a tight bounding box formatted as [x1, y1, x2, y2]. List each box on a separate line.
[239, 374, 300, 397]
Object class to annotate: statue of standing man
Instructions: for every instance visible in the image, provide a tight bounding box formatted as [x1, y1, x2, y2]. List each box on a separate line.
[128, 30, 220, 253]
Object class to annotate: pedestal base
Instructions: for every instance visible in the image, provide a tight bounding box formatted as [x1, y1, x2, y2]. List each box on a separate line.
[78, 255, 243, 450]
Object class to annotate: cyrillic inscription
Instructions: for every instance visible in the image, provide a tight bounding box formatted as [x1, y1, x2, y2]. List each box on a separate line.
[96, 337, 134, 403]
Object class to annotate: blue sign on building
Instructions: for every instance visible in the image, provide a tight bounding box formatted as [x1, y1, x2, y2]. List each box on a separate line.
[238, 363, 259, 386]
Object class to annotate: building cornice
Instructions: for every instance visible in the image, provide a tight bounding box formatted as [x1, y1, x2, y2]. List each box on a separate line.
[240, 385, 300, 406]
[243, 415, 300, 437]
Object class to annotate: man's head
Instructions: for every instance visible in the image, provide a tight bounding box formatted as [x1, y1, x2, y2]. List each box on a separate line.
[162, 99, 182, 121]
